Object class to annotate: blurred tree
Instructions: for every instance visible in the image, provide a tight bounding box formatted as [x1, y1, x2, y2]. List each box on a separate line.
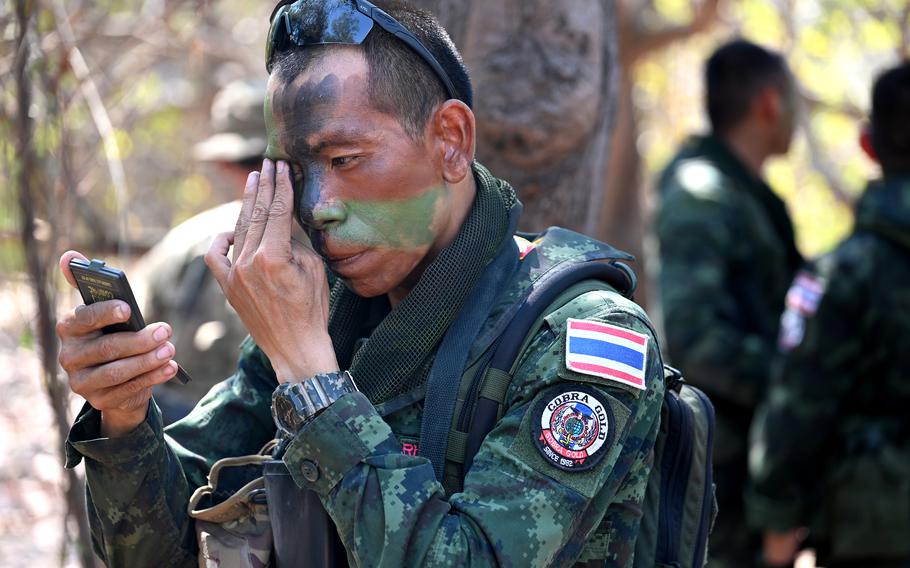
[415, 0, 621, 238]
[608, 0, 720, 308]
[10, 3, 95, 566]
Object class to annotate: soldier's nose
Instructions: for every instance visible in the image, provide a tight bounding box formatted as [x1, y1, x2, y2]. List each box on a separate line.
[306, 200, 347, 231]
[296, 173, 347, 230]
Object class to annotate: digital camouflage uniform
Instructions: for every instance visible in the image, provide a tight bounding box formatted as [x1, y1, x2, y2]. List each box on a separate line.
[748, 176, 910, 567]
[66, 183, 666, 567]
[654, 135, 802, 567]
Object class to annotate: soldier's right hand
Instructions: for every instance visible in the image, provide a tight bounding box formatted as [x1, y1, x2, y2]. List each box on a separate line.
[57, 250, 178, 437]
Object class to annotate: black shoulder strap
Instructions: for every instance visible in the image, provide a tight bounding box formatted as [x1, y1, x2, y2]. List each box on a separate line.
[460, 260, 637, 475]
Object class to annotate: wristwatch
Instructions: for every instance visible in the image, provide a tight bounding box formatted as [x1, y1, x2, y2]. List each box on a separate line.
[271, 370, 359, 437]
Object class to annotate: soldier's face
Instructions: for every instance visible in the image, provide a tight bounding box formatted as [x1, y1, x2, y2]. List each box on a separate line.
[265, 48, 455, 298]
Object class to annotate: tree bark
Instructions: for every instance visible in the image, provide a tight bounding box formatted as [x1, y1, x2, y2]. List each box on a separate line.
[13, 2, 95, 566]
[414, 0, 620, 237]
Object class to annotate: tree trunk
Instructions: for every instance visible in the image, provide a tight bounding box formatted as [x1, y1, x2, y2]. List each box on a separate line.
[414, 0, 620, 238]
[13, 2, 95, 565]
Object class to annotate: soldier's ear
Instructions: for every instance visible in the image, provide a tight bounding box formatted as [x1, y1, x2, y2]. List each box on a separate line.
[859, 124, 879, 164]
[430, 100, 475, 184]
[755, 86, 782, 126]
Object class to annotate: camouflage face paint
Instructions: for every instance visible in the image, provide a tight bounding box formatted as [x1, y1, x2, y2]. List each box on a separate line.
[265, 50, 452, 296]
[266, 70, 343, 160]
[331, 186, 445, 250]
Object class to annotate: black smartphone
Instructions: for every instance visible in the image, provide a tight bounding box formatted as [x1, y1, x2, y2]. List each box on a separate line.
[69, 258, 191, 384]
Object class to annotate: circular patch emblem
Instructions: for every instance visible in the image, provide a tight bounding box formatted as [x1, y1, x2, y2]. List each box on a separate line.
[532, 386, 612, 472]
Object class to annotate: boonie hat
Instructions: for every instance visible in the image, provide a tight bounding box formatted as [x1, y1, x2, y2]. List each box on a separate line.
[193, 80, 268, 163]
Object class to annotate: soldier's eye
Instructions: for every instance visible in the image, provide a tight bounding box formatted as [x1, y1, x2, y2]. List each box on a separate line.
[331, 156, 357, 168]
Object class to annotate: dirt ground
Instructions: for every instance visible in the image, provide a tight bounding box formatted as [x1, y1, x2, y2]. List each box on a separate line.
[0, 278, 91, 566]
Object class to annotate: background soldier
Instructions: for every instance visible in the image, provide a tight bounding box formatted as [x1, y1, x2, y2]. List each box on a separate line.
[654, 39, 803, 567]
[748, 60, 910, 568]
[137, 80, 265, 423]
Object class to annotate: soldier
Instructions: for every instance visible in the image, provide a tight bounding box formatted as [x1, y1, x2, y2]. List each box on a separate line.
[654, 39, 803, 567]
[136, 80, 265, 423]
[55, 1, 666, 566]
[748, 61, 910, 568]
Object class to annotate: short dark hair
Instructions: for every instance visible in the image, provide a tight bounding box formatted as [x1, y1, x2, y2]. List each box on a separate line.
[706, 39, 791, 134]
[272, 0, 472, 140]
[870, 61, 910, 175]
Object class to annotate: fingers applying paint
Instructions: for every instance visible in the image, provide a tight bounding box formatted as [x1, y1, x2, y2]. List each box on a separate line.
[233, 170, 261, 264]
[262, 160, 294, 254]
[240, 159, 277, 258]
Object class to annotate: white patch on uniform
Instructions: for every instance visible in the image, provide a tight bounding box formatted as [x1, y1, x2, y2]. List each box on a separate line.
[535, 388, 612, 471]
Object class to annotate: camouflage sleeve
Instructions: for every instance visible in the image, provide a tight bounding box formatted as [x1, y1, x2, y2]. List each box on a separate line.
[64, 337, 277, 567]
[746, 246, 865, 530]
[656, 187, 777, 408]
[282, 291, 664, 567]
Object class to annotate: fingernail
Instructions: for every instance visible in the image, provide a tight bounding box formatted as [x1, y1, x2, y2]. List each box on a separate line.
[153, 326, 169, 342]
[115, 303, 129, 320]
[156, 344, 173, 360]
[276, 160, 286, 173]
[164, 362, 177, 376]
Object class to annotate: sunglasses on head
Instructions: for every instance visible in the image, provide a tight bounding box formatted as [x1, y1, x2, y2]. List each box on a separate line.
[266, 0, 458, 101]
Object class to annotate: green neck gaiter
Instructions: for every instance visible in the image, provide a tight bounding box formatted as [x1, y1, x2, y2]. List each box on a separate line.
[327, 163, 516, 406]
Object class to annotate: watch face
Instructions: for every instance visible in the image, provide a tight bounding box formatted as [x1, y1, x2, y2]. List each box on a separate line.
[275, 395, 302, 432]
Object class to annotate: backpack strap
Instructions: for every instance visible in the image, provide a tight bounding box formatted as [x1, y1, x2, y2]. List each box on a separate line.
[448, 260, 636, 486]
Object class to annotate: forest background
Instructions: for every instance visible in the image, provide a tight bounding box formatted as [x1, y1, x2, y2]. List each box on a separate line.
[1, 0, 907, 565]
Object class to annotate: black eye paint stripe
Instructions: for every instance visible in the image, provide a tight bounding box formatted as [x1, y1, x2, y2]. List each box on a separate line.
[273, 72, 342, 156]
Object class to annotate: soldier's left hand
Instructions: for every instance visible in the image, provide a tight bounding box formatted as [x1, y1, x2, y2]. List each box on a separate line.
[206, 159, 339, 383]
[762, 527, 807, 566]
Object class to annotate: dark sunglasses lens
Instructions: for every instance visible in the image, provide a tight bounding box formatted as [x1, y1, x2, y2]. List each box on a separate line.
[267, 0, 374, 71]
[289, 0, 373, 44]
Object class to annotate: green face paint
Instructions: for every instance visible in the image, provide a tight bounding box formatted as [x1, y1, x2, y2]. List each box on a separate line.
[331, 185, 446, 250]
[264, 92, 291, 161]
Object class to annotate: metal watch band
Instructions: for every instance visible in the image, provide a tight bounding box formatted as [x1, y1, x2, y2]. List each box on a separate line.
[272, 370, 358, 436]
[297, 370, 358, 420]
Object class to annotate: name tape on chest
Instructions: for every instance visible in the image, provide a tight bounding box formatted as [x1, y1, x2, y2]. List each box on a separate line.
[565, 318, 648, 391]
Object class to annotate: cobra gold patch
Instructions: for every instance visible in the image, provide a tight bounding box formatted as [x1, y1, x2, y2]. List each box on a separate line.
[532, 385, 613, 472]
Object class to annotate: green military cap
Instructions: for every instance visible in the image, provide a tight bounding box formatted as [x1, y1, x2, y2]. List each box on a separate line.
[193, 80, 267, 163]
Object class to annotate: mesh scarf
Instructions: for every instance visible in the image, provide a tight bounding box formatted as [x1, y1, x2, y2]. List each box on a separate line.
[327, 164, 516, 405]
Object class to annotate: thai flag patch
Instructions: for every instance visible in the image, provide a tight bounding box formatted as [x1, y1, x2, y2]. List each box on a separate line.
[785, 271, 825, 315]
[565, 318, 649, 390]
[779, 270, 827, 351]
